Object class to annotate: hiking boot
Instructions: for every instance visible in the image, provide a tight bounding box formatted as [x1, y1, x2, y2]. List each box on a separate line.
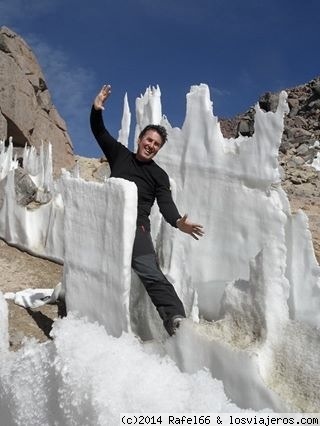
[164, 315, 185, 336]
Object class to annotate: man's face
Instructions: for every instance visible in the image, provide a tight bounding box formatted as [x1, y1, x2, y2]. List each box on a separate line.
[136, 130, 163, 162]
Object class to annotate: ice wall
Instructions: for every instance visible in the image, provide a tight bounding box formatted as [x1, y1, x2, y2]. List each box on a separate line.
[286, 211, 320, 324]
[0, 292, 9, 354]
[59, 85, 320, 410]
[165, 242, 320, 412]
[131, 85, 320, 410]
[62, 173, 137, 337]
[135, 85, 320, 328]
[118, 92, 131, 147]
[0, 84, 320, 414]
[0, 140, 64, 262]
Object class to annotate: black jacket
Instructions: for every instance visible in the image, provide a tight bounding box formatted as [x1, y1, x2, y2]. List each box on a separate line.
[90, 107, 181, 231]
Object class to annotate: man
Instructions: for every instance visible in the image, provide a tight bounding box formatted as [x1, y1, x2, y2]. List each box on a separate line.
[90, 84, 204, 336]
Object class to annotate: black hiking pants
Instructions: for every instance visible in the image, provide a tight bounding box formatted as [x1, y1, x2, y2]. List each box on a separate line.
[131, 226, 186, 328]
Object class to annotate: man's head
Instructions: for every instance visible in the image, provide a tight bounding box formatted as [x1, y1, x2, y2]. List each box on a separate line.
[136, 125, 167, 162]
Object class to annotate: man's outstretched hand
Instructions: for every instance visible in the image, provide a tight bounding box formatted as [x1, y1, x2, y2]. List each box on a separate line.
[93, 84, 112, 110]
[176, 214, 204, 240]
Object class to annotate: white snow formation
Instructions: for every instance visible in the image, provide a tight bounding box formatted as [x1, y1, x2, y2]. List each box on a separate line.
[311, 150, 320, 171]
[0, 84, 319, 423]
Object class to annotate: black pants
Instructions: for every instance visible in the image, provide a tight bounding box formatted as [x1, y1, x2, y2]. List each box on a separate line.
[131, 226, 186, 326]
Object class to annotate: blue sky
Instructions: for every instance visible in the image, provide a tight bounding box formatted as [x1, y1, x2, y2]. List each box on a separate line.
[1, 0, 319, 158]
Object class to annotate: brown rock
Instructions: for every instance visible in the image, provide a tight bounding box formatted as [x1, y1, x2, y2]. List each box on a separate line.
[0, 111, 7, 140]
[292, 116, 308, 128]
[0, 26, 75, 175]
[287, 97, 300, 116]
[287, 97, 299, 109]
[293, 128, 313, 138]
[31, 110, 74, 172]
[14, 167, 38, 206]
[75, 155, 111, 182]
[237, 116, 255, 137]
[259, 92, 279, 112]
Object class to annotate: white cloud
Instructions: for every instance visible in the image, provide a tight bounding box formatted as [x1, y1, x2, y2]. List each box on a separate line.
[0, 0, 54, 22]
[24, 34, 97, 155]
[27, 36, 94, 114]
[211, 86, 231, 98]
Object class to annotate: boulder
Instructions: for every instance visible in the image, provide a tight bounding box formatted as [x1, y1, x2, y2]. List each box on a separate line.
[287, 97, 299, 110]
[0, 26, 75, 176]
[0, 112, 7, 141]
[308, 99, 320, 110]
[310, 80, 320, 98]
[296, 144, 310, 156]
[237, 116, 254, 137]
[292, 116, 307, 128]
[259, 92, 279, 112]
[14, 168, 38, 206]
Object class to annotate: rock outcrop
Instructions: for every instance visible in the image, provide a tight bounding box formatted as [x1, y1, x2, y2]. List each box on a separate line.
[220, 77, 320, 199]
[219, 80, 320, 262]
[0, 26, 75, 176]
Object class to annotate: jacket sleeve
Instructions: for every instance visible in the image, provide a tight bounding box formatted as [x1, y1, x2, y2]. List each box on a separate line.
[90, 106, 120, 167]
[155, 169, 181, 228]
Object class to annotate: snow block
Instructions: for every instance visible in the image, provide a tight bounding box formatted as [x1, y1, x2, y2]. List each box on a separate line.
[0, 292, 9, 354]
[286, 210, 320, 327]
[62, 174, 137, 337]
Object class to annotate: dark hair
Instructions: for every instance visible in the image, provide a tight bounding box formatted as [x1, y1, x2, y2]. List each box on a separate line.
[138, 124, 168, 146]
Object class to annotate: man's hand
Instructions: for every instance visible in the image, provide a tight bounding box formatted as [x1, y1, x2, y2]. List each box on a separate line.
[93, 84, 112, 111]
[176, 214, 204, 240]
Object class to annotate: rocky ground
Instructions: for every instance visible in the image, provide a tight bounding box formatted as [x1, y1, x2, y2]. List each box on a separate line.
[0, 167, 318, 351]
[0, 240, 64, 351]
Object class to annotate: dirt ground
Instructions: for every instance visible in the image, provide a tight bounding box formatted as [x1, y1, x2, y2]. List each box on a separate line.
[0, 194, 318, 351]
[0, 240, 64, 351]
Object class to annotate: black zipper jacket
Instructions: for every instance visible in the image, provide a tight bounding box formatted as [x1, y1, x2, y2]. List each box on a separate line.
[90, 106, 181, 231]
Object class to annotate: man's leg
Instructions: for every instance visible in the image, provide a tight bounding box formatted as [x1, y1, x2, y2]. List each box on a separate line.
[132, 227, 185, 335]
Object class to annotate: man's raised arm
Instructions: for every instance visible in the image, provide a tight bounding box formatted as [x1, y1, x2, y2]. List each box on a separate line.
[90, 84, 120, 162]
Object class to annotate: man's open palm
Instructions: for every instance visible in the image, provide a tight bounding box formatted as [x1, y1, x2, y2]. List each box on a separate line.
[94, 84, 112, 110]
[177, 214, 204, 240]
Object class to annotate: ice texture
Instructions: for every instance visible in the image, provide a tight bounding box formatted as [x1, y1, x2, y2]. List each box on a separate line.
[62, 174, 137, 336]
[0, 140, 64, 261]
[0, 292, 9, 354]
[0, 84, 319, 419]
[0, 315, 245, 426]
